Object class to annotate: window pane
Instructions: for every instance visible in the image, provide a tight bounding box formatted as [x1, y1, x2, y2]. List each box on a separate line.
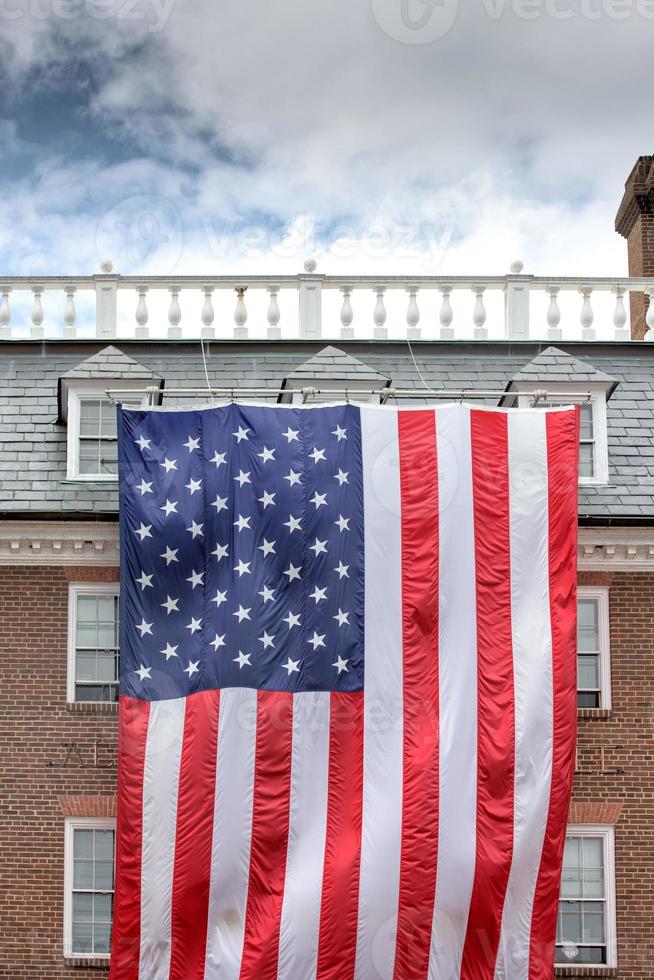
[580, 403, 594, 440]
[76, 683, 109, 702]
[555, 945, 606, 965]
[563, 837, 581, 868]
[72, 920, 93, 954]
[583, 837, 604, 869]
[96, 651, 117, 683]
[93, 892, 114, 920]
[79, 442, 101, 474]
[579, 443, 595, 479]
[94, 921, 112, 955]
[73, 859, 94, 889]
[76, 651, 97, 682]
[74, 829, 93, 860]
[99, 440, 118, 475]
[578, 597, 599, 630]
[578, 655, 600, 691]
[560, 903, 582, 941]
[79, 400, 100, 437]
[72, 892, 93, 920]
[577, 690, 600, 708]
[99, 401, 117, 438]
[95, 831, 114, 861]
[77, 596, 98, 622]
[583, 903, 606, 943]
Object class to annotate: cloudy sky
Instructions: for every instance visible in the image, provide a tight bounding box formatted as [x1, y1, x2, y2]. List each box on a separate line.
[0, 0, 650, 280]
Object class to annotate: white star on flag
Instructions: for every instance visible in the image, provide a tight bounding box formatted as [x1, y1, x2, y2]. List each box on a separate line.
[309, 447, 326, 463]
[283, 657, 300, 675]
[184, 660, 200, 677]
[310, 492, 327, 509]
[161, 457, 178, 473]
[186, 617, 202, 634]
[135, 664, 151, 681]
[136, 571, 153, 590]
[184, 435, 200, 452]
[211, 495, 228, 513]
[284, 563, 302, 582]
[185, 478, 202, 495]
[283, 611, 301, 629]
[258, 538, 276, 557]
[210, 451, 227, 468]
[186, 569, 204, 589]
[284, 515, 302, 534]
[136, 619, 153, 636]
[233, 426, 250, 442]
[308, 631, 326, 650]
[257, 447, 275, 463]
[234, 515, 251, 532]
[186, 520, 204, 539]
[259, 631, 275, 649]
[210, 634, 225, 651]
[258, 585, 275, 603]
[136, 479, 152, 496]
[211, 542, 229, 561]
[160, 499, 178, 516]
[333, 655, 349, 674]
[161, 595, 179, 615]
[332, 425, 347, 441]
[234, 651, 251, 668]
[284, 469, 302, 487]
[234, 559, 252, 577]
[135, 434, 151, 451]
[233, 605, 251, 622]
[235, 470, 251, 487]
[161, 546, 179, 565]
[135, 523, 152, 541]
[283, 427, 299, 443]
[160, 643, 178, 661]
[334, 608, 350, 627]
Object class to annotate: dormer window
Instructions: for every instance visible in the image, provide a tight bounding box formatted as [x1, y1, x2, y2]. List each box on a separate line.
[515, 388, 609, 486]
[506, 348, 616, 488]
[278, 345, 391, 405]
[58, 346, 161, 482]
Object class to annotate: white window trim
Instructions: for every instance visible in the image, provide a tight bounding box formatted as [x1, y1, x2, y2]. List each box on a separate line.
[515, 383, 609, 486]
[67, 582, 120, 704]
[65, 381, 147, 481]
[63, 816, 116, 961]
[558, 824, 617, 970]
[577, 585, 612, 710]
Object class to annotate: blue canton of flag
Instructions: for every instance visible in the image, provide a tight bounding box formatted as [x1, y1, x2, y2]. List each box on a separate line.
[118, 402, 364, 699]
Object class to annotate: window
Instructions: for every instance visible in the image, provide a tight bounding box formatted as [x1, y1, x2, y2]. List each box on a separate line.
[65, 384, 146, 481]
[516, 388, 609, 486]
[64, 818, 115, 959]
[68, 584, 120, 703]
[577, 587, 611, 710]
[556, 826, 616, 968]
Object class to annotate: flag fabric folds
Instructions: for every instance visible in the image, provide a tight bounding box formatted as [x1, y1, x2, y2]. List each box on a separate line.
[110, 401, 579, 980]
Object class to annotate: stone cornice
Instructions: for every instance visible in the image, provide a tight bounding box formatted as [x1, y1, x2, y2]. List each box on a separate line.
[0, 520, 652, 570]
[0, 521, 119, 565]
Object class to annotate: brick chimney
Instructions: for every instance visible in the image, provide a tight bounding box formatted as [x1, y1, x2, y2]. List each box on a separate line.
[615, 155, 654, 339]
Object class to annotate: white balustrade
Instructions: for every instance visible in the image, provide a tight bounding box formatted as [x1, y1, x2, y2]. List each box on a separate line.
[373, 287, 387, 340]
[406, 287, 420, 340]
[439, 286, 454, 339]
[201, 288, 215, 339]
[266, 287, 281, 339]
[580, 287, 595, 341]
[340, 287, 354, 339]
[0, 289, 10, 338]
[0, 261, 652, 342]
[546, 286, 562, 341]
[63, 287, 76, 338]
[168, 287, 182, 339]
[135, 287, 149, 338]
[31, 287, 44, 338]
[472, 287, 487, 340]
[234, 287, 248, 339]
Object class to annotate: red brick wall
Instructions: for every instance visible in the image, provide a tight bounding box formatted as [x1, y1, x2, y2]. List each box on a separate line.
[0, 566, 117, 979]
[0, 564, 652, 977]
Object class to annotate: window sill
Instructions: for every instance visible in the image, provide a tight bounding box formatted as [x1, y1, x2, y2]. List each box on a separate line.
[555, 968, 617, 978]
[63, 956, 109, 969]
[66, 701, 118, 715]
[578, 708, 612, 720]
[62, 477, 118, 484]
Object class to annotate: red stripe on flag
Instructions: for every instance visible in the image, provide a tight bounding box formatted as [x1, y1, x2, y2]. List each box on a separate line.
[109, 696, 150, 980]
[239, 690, 293, 980]
[529, 407, 579, 977]
[169, 689, 220, 980]
[316, 691, 364, 980]
[393, 410, 440, 979]
[461, 409, 515, 979]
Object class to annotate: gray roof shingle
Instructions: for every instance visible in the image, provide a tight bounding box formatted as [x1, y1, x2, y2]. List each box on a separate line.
[509, 346, 617, 389]
[0, 341, 652, 521]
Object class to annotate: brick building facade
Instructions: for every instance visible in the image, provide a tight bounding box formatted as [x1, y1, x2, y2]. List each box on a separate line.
[2, 159, 654, 978]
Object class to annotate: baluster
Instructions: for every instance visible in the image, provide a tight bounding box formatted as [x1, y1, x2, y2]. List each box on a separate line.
[168, 287, 182, 339]
[373, 287, 387, 340]
[63, 287, 76, 338]
[646, 287, 654, 342]
[580, 287, 595, 340]
[31, 286, 44, 338]
[406, 286, 420, 340]
[612, 286, 628, 341]
[201, 287, 215, 339]
[439, 286, 454, 339]
[340, 286, 354, 339]
[472, 286, 487, 340]
[267, 286, 281, 339]
[234, 287, 248, 339]
[0, 288, 11, 339]
[546, 286, 562, 340]
[135, 287, 149, 338]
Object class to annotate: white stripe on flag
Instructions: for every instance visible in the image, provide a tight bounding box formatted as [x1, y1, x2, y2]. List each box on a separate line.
[353, 406, 403, 980]
[430, 405, 478, 978]
[277, 692, 330, 980]
[139, 697, 186, 980]
[494, 411, 554, 980]
[204, 687, 257, 980]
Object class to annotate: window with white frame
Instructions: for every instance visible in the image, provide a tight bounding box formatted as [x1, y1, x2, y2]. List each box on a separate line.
[64, 818, 115, 958]
[68, 584, 120, 703]
[516, 388, 609, 486]
[556, 826, 616, 967]
[65, 384, 146, 480]
[577, 586, 611, 710]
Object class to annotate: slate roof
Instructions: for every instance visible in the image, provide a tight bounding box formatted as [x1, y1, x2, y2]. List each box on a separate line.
[57, 346, 162, 420]
[279, 345, 390, 394]
[508, 346, 618, 391]
[0, 340, 652, 521]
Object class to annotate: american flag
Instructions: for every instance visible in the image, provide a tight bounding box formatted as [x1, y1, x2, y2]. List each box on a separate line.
[110, 401, 579, 980]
